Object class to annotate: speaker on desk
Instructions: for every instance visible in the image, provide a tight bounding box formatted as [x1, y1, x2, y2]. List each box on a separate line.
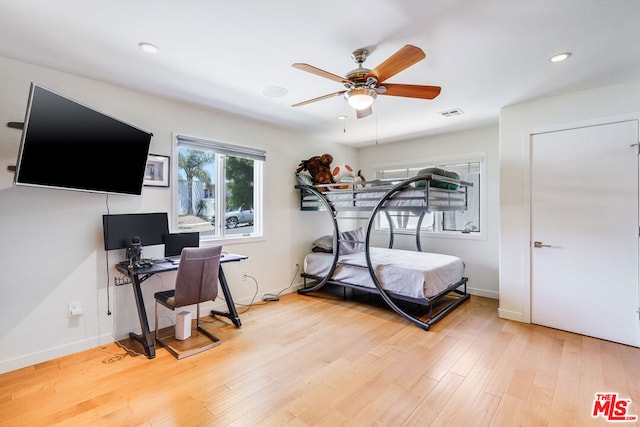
[175, 311, 192, 340]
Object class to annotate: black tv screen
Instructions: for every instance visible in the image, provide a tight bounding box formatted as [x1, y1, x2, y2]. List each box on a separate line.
[14, 83, 153, 195]
[102, 212, 169, 251]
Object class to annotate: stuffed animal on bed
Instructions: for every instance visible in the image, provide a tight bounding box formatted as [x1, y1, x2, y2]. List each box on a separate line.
[296, 154, 335, 189]
[332, 164, 366, 189]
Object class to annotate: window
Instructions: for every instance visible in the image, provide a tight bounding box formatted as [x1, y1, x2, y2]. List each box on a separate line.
[374, 157, 482, 236]
[173, 135, 265, 241]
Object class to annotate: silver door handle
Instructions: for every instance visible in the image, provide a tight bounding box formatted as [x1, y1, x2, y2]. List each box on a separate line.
[533, 241, 552, 248]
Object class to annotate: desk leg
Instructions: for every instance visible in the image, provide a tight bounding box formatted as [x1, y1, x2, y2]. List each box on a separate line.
[211, 266, 242, 327]
[129, 275, 156, 358]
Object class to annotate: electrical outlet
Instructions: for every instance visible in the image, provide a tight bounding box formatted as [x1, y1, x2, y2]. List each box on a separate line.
[294, 263, 300, 270]
[242, 272, 248, 281]
[68, 301, 83, 318]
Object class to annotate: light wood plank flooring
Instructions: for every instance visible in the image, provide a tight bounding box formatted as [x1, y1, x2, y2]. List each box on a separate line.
[1, 290, 638, 426]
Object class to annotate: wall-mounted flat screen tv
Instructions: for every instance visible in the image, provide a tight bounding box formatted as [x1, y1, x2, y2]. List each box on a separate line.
[13, 83, 153, 195]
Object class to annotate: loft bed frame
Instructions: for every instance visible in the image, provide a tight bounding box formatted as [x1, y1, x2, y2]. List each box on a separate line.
[295, 173, 473, 330]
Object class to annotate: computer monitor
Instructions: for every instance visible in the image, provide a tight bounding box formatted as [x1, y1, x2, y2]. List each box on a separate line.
[163, 232, 200, 257]
[102, 212, 169, 251]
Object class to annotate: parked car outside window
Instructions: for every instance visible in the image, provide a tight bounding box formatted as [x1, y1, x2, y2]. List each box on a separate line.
[223, 206, 254, 228]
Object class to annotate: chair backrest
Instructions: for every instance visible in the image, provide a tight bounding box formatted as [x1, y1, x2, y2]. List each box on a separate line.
[173, 246, 222, 307]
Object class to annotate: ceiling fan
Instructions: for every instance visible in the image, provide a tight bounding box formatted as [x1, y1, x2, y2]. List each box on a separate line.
[291, 44, 441, 119]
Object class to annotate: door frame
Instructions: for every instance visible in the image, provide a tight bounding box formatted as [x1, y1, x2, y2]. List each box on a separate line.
[521, 114, 640, 324]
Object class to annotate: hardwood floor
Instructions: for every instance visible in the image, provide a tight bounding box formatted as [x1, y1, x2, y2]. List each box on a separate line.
[1, 290, 639, 426]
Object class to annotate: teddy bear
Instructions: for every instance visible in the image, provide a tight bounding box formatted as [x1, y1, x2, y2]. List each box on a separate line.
[296, 154, 335, 190]
[331, 164, 366, 189]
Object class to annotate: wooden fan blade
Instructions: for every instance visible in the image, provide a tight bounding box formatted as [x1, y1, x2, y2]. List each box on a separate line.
[378, 83, 441, 99]
[356, 106, 373, 119]
[292, 63, 348, 84]
[366, 45, 426, 83]
[292, 90, 346, 107]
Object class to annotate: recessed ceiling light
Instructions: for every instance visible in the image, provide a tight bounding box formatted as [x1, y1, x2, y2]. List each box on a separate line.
[337, 115, 347, 120]
[139, 42, 159, 54]
[260, 86, 288, 98]
[550, 52, 571, 63]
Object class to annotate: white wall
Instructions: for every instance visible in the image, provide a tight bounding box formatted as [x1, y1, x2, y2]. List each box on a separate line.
[357, 125, 500, 298]
[0, 56, 356, 373]
[499, 79, 640, 322]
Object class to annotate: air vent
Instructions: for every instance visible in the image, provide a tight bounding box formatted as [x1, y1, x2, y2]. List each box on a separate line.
[439, 108, 464, 117]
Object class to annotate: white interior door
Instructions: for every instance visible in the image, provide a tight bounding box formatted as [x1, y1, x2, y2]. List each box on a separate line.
[531, 120, 640, 346]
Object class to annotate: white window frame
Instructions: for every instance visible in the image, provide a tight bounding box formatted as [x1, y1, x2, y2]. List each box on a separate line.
[371, 153, 485, 240]
[171, 133, 265, 244]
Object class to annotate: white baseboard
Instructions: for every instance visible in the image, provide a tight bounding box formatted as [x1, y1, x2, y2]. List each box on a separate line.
[498, 307, 526, 323]
[467, 287, 498, 299]
[0, 333, 113, 375]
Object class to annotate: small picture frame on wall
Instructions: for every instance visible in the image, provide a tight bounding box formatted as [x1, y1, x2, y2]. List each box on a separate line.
[144, 154, 170, 187]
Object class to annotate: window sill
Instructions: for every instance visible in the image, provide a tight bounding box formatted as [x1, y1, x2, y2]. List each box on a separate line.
[200, 234, 265, 246]
[426, 231, 485, 241]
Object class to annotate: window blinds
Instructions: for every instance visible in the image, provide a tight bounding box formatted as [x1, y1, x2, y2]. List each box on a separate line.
[176, 135, 266, 161]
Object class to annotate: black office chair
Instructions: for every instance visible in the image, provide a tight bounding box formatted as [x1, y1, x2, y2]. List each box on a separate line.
[154, 245, 223, 359]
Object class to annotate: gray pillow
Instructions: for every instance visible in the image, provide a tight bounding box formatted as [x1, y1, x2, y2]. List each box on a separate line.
[415, 167, 459, 190]
[312, 234, 333, 251]
[338, 227, 365, 254]
[295, 172, 314, 186]
[312, 228, 365, 255]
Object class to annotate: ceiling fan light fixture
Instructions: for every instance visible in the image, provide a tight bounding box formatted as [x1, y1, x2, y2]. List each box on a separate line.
[345, 88, 377, 110]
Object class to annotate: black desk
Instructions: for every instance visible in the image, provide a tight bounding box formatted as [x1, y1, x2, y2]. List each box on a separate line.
[116, 252, 248, 359]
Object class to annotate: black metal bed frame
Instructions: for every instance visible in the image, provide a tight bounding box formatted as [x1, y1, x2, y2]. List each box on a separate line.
[295, 173, 472, 330]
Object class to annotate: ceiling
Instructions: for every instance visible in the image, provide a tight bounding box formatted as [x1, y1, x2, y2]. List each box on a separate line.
[1, 1, 639, 147]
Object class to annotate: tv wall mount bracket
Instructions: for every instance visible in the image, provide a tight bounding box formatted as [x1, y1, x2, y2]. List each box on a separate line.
[7, 122, 24, 130]
[6, 122, 23, 173]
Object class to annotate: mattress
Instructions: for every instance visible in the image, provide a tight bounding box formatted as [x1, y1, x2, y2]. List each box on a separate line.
[303, 247, 465, 299]
[300, 186, 467, 211]
[323, 188, 463, 208]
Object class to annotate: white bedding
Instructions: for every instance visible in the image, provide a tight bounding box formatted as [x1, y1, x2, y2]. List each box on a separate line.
[301, 187, 466, 211]
[303, 247, 465, 299]
[327, 189, 451, 207]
